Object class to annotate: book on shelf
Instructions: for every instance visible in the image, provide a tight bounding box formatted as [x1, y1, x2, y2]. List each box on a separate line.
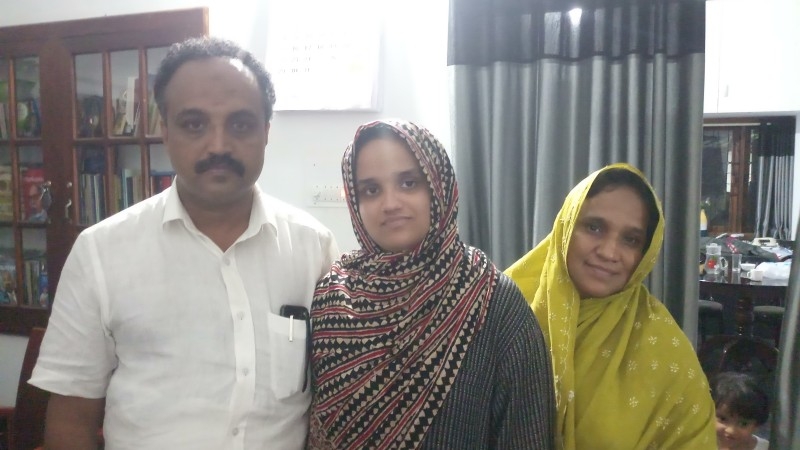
[79, 173, 106, 224]
[0, 254, 17, 305]
[115, 168, 142, 210]
[20, 165, 47, 222]
[0, 165, 13, 221]
[78, 149, 107, 224]
[125, 76, 137, 133]
[16, 98, 41, 137]
[146, 74, 161, 136]
[112, 76, 143, 136]
[151, 170, 175, 194]
[37, 261, 49, 308]
[22, 256, 47, 307]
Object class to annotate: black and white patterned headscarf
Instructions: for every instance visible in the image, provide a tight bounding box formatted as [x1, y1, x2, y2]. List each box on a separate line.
[309, 119, 497, 449]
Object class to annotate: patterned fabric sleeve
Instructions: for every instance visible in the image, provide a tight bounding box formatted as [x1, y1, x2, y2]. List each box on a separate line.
[492, 275, 556, 449]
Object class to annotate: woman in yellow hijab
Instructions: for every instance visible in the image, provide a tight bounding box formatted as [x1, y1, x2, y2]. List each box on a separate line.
[506, 163, 717, 449]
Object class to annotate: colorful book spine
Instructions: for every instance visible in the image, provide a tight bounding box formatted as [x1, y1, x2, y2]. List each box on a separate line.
[20, 165, 47, 222]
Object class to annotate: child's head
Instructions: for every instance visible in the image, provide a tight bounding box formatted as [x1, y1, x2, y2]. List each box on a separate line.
[711, 372, 770, 447]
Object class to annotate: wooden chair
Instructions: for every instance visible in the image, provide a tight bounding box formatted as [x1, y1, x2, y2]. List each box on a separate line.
[0, 327, 49, 450]
[698, 299, 724, 344]
[753, 305, 785, 347]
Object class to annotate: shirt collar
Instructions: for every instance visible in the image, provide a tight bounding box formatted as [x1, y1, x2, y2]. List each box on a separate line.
[162, 183, 278, 238]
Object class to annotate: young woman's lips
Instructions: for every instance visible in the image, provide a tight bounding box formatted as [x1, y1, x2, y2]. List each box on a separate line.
[383, 216, 410, 227]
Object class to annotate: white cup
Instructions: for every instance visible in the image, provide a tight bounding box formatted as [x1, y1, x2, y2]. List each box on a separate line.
[741, 263, 756, 278]
[750, 269, 764, 281]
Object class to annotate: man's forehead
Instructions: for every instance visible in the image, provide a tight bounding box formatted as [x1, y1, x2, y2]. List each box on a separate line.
[176, 57, 255, 79]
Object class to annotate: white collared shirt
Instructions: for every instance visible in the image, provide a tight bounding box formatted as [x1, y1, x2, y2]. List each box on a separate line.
[30, 185, 339, 449]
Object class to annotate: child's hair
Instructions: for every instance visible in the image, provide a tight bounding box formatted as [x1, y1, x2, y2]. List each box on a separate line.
[711, 371, 770, 425]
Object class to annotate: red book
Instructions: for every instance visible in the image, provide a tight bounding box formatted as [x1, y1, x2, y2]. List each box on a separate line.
[20, 165, 46, 222]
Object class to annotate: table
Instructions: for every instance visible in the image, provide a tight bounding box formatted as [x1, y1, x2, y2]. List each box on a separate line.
[699, 272, 788, 335]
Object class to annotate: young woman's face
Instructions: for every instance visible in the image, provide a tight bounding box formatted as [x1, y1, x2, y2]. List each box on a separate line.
[566, 186, 648, 299]
[715, 403, 759, 449]
[355, 137, 432, 253]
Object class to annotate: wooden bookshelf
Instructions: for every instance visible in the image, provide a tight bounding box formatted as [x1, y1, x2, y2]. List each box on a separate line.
[0, 9, 208, 334]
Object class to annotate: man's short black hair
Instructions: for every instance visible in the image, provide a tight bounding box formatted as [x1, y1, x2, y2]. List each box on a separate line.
[153, 36, 276, 122]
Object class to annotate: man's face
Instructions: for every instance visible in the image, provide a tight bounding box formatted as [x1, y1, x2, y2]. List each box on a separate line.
[161, 57, 269, 210]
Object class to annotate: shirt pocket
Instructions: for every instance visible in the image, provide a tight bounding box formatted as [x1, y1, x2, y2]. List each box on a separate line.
[267, 312, 308, 400]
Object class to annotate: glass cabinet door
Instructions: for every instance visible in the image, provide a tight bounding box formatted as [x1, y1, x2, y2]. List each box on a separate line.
[72, 46, 174, 226]
[75, 53, 104, 138]
[0, 57, 49, 311]
[14, 57, 41, 139]
[0, 7, 208, 334]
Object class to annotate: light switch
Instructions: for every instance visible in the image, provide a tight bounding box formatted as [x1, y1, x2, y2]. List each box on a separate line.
[311, 184, 346, 207]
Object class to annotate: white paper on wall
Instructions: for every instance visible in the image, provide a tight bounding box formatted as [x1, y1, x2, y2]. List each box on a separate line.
[266, 0, 383, 111]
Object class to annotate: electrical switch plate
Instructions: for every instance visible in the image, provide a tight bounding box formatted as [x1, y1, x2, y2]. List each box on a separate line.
[311, 184, 346, 207]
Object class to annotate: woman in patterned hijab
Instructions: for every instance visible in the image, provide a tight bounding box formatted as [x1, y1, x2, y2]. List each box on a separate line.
[309, 119, 555, 449]
[506, 163, 717, 449]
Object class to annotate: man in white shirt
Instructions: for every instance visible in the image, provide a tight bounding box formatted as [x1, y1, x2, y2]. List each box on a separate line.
[29, 37, 338, 449]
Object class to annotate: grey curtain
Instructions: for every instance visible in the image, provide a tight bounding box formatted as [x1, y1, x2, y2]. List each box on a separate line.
[770, 224, 800, 448]
[448, 0, 706, 337]
[754, 120, 795, 239]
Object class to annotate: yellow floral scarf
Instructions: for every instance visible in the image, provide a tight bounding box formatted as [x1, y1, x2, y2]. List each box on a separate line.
[505, 163, 716, 449]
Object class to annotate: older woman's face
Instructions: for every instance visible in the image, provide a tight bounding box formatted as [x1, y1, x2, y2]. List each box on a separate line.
[355, 137, 432, 253]
[566, 186, 648, 299]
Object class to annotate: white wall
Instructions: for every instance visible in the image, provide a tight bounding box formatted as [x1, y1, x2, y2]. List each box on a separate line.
[0, 334, 26, 405]
[704, 0, 800, 238]
[0, 0, 450, 405]
[1, 0, 451, 252]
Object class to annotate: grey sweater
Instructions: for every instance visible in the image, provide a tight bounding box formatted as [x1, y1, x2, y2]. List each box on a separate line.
[420, 273, 556, 449]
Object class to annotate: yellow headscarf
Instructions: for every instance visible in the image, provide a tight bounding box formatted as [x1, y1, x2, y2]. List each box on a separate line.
[505, 163, 716, 449]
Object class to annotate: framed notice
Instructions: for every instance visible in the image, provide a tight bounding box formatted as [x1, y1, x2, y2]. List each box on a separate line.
[266, 0, 382, 111]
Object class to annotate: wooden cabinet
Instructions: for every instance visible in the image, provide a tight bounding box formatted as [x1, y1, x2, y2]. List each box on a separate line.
[0, 8, 208, 334]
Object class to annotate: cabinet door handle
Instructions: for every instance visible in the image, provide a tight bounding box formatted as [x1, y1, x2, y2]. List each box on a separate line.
[65, 181, 73, 223]
[38, 181, 53, 224]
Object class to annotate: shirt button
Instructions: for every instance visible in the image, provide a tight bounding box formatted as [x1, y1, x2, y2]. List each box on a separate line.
[222, 256, 231, 266]
[243, 368, 250, 376]
[232, 428, 239, 436]
[237, 312, 245, 320]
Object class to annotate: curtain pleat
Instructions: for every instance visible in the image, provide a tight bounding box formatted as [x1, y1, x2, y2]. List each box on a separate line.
[754, 120, 795, 239]
[449, 2, 800, 444]
[449, 0, 704, 339]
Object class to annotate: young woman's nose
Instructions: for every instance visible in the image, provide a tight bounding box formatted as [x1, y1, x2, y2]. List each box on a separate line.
[381, 187, 402, 211]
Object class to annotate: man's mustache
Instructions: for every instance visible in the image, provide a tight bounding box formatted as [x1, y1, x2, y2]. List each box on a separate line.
[195, 154, 246, 176]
